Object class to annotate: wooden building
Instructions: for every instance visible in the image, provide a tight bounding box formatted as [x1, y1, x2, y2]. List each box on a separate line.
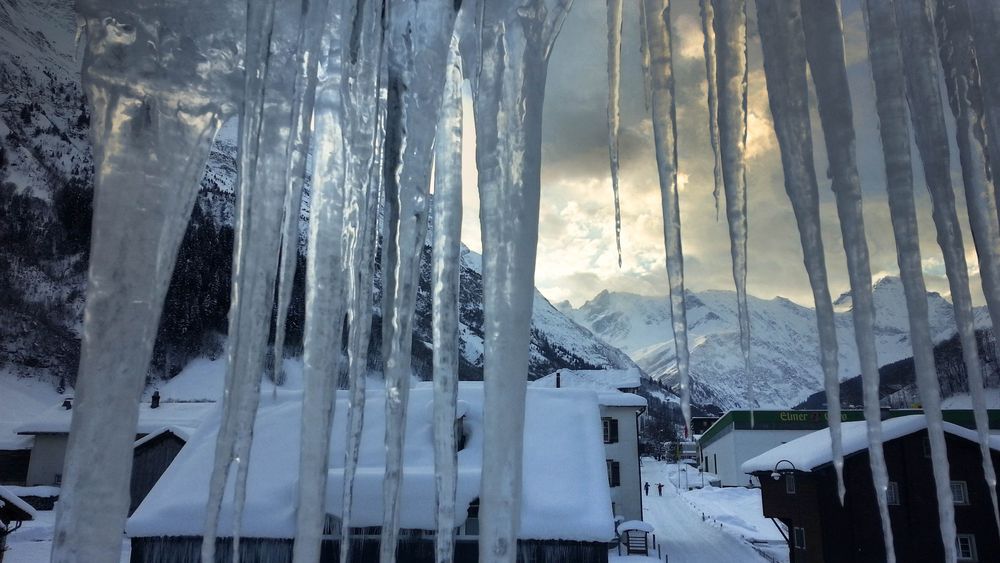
[129, 427, 189, 514]
[128, 383, 617, 563]
[743, 415, 1000, 563]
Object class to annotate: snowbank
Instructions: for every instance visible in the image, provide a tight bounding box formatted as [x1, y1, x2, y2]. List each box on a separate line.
[128, 383, 616, 543]
[742, 415, 1000, 474]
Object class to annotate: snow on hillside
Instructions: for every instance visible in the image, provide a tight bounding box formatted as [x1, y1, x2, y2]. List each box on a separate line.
[566, 277, 986, 410]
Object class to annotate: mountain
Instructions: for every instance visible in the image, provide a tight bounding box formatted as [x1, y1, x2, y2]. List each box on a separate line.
[565, 277, 990, 410]
[0, 0, 636, 386]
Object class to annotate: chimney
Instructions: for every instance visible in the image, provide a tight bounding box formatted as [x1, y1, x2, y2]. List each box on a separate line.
[151, 390, 161, 409]
[556, 372, 561, 388]
[61, 397, 72, 410]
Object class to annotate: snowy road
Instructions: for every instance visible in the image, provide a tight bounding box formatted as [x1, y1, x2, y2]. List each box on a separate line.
[640, 461, 782, 563]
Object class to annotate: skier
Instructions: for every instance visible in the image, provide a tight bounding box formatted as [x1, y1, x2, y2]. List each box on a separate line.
[644, 482, 650, 496]
[657, 482, 664, 496]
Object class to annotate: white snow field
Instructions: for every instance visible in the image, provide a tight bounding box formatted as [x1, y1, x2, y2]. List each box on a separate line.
[635, 459, 786, 563]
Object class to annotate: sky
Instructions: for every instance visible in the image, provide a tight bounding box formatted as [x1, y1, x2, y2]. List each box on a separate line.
[456, 0, 986, 309]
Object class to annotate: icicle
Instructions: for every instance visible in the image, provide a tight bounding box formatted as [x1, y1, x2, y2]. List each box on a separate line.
[289, 2, 350, 561]
[934, 0, 1000, 532]
[642, 0, 691, 434]
[863, 0, 968, 553]
[271, 0, 332, 390]
[51, 2, 242, 561]
[967, 0, 1000, 215]
[472, 2, 574, 561]
[639, 1, 652, 111]
[800, 1, 894, 559]
[339, 2, 387, 562]
[432, 34, 463, 563]
[606, 0, 624, 267]
[711, 0, 752, 422]
[200, 0, 307, 559]
[699, 0, 722, 217]
[753, 0, 845, 506]
[894, 3, 997, 560]
[379, 2, 459, 561]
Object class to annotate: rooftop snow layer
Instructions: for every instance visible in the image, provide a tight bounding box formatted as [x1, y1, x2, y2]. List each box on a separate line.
[128, 383, 616, 543]
[0, 484, 38, 521]
[533, 368, 641, 391]
[16, 401, 214, 436]
[742, 415, 1000, 474]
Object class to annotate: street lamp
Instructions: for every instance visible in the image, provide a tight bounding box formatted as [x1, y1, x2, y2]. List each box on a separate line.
[770, 459, 796, 481]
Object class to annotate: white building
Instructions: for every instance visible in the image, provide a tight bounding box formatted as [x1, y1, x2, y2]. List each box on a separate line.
[699, 408, 1000, 487]
[531, 368, 647, 522]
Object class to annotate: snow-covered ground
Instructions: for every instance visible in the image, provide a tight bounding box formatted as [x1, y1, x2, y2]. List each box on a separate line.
[630, 459, 788, 563]
[3, 510, 130, 562]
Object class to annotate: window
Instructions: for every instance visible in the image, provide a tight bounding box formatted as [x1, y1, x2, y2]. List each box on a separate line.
[952, 481, 969, 505]
[607, 459, 621, 487]
[603, 417, 619, 444]
[55, 473, 62, 486]
[957, 534, 978, 561]
[793, 527, 806, 549]
[785, 474, 796, 494]
[887, 481, 900, 506]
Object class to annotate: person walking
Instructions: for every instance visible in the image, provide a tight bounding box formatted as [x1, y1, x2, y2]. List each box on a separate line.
[644, 482, 650, 496]
[657, 482, 664, 496]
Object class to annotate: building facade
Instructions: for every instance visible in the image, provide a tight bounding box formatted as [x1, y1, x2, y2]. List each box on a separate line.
[745, 416, 1000, 563]
[699, 409, 1000, 487]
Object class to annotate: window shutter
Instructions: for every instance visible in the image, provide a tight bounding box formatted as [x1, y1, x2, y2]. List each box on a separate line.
[611, 461, 621, 487]
[610, 418, 619, 443]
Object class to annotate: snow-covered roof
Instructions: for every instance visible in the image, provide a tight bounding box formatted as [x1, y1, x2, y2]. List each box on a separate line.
[618, 520, 654, 533]
[16, 401, 214, 436]
[133, 426, 194, 449]
[742, 415, 1000, 474]
[0, 484, 37, 521]
[534, 368, 641, 391]
[128, 383, 616, 543]
[531, 368, 646, 408]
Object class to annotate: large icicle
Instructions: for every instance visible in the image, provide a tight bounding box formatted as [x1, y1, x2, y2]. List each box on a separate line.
[934, 0, 1000, 532]
[895, 3, 998, 560]
[643, 0, 691, 433]
[800, 1, 895, 559]
[52, 2, 242, 560]
[863, 0, 967, 553]
[203, 0, 330, 560]
[607, 0, 624, 267]
[753, 0, 845, 505]
[432, 35, 464, 563]
[711, 0, 752, 420]
[290, 2, 350, 561]
[338, 2, 387, 562]
[379, 2, 459, 561]
[472, 1, 574, 560]
[699, 0, 722, 215]
[967, 0, 1000, 215]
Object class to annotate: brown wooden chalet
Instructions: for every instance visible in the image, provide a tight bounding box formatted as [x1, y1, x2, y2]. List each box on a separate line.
[743, 415, 1000, 563]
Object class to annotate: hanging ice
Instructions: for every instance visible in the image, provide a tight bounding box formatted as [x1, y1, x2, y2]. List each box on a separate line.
[967, 0, 1000, 215]
[338, 1, 386, 562]
[642, 0, 692, 433]
[933, 0, 1000, 531]
[52, 1, 243, 561]
[862, 0, 966, 553]
[607, 0, 624, 267]
[202, 0, 332, 561]
[471, 1, 574, 560]
[800, 1, 894, 559]
[699, 0, 721, 215]
[753, 0, 845, 505]
[432, 35, 464, 563]
[379, 2, 459, 560]
[711, 0, 752, 419]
